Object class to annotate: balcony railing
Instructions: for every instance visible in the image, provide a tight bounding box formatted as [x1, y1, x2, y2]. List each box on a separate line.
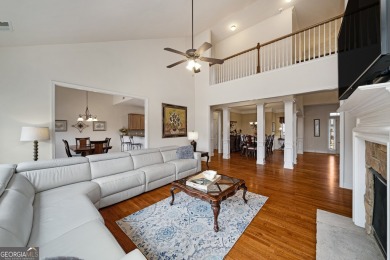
[210, 14, 343, 85]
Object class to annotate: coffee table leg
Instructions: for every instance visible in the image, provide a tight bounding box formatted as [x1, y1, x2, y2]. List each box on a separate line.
[242, 183, 248, 204]
[170, 187, 175, 205]
[211, 202, 220, 232]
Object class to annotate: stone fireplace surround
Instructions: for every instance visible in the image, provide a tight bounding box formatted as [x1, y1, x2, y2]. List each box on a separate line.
[339, 82, 390, 259]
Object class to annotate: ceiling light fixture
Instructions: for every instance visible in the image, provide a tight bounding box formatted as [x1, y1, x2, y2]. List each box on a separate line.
[286, 0, 292, 3]
[77, 91, 98, 122]
[163, 0, 224, 73]
[186, 59, 201, 72]
[230, 25, 237, 31]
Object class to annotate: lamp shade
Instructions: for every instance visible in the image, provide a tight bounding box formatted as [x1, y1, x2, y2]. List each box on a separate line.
[20, 127, 50, 141]
[187, 131, 198, 141]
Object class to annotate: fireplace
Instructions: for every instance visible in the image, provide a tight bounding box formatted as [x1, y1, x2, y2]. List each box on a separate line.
[369, 168, 387, 257]
[338, 83, 390, 258]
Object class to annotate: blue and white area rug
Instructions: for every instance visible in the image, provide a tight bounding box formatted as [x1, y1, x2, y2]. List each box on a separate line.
[117, 190, 268, 259]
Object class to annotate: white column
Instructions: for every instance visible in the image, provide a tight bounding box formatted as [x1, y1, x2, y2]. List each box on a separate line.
[297, 116, 304, 154]
[284, 100, 294, 169]
[209, 110, 214, 157]
[339, 110, 355, 189]
[222, 107, 230, 159]
[293, 103, 297, 164]
[256, 103, 265, 165]
[217, 111, 222, 154]
[352, 134, 366, 227]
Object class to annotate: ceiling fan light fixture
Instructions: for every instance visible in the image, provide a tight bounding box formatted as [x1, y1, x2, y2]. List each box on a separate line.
[164, 0, 223, 72]
[186, 59, 201, 71]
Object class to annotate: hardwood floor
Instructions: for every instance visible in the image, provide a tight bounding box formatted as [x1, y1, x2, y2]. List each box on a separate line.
[100, 150, 352, 259]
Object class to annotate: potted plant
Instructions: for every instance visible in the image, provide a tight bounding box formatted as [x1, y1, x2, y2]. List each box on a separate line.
[119, 128, 128, 135]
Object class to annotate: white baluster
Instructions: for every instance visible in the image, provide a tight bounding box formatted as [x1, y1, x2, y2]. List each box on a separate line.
[294, 34, 296, 64]
[323, 24, 325, 56]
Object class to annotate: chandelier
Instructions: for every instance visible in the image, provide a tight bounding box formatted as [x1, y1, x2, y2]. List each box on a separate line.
[77, 91, 98, 122]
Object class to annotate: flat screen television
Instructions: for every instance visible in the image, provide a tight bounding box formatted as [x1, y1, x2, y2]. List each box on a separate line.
[338, 0, 390, 100]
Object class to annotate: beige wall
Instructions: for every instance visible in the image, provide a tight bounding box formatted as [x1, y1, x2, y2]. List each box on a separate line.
[0, 37, 194, 163]
[55, 86, 144, 158]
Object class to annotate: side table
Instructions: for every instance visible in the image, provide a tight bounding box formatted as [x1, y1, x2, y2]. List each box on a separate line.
[197, 151, 209, 169]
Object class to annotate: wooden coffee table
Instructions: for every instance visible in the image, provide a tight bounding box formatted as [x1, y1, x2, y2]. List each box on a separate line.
[170, 173, 247, 232]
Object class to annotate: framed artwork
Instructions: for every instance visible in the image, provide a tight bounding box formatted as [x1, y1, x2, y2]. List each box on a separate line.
[272, 122, 275, 132]
[162, 103, 187, 138]
[93, 121, 106, 131]
[55, 120, 67, 132]
[72, 121, 88, 133]
[314, 119, 320, 137]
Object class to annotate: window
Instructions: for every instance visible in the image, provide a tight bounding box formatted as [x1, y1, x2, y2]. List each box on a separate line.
[328, 118, 336, 151]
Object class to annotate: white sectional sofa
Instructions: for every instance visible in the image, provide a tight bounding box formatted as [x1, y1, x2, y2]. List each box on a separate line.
[0, 146, 201, 260]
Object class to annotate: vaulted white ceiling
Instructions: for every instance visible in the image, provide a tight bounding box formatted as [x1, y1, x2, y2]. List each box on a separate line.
[0, 0, 344, 47]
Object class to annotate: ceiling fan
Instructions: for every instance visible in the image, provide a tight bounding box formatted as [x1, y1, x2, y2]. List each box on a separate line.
[164, 0, 224, 73]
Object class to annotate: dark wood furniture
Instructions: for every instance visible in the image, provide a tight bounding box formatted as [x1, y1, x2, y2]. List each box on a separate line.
[90, 140, 110, 154]
[170, 173, 247, 232]
[69, 144, 94, 156]
[230, 135, 241, 152]
[69, 143, 112, 156]
[75, 137, 90, 147]
[197, 151, 209, 169]
[63, 139, 81, 157]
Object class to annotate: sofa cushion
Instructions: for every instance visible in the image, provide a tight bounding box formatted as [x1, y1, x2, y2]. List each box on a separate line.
[17, 157, 91, 193]
[129, 148, 163, 169]
[140, 163, 175, 183]
[87, 152, 135, 179]
[28, 194, 103, 247]
[159, 146, 179, 162]
[0, 189, 33, 246]
[0, 164, 15, 196]
[92, 170, 145, 198]
[167, 159, 197, 174]
[6, 174, 36, 205]
[176, 145, 194, 159]
[34, 181, 101, 207]
[39, 220, 125, 260]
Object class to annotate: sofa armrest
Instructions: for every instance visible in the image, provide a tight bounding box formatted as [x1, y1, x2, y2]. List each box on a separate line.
[194, 152, 201, 172]
[0, 164, 16, 196]
[120, 249, 147, 260]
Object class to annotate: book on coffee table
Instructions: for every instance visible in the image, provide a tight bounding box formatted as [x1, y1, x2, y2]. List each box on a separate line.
[186, 172, 221, 192]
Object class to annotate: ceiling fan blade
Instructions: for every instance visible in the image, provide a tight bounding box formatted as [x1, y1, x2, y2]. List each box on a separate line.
[167, 59, 187, 68]
[199, 56, 224, 64]
[164, 48, 188, 57]
[195, 42, 212, 55]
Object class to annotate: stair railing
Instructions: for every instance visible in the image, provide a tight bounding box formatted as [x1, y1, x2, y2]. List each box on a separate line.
[210, 14, 343, 85]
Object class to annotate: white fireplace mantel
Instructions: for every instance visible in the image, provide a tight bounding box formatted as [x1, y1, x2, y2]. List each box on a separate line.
[338, 82, 390, 258]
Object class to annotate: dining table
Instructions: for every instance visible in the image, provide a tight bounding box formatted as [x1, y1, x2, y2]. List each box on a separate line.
[69, 143, 112, 156]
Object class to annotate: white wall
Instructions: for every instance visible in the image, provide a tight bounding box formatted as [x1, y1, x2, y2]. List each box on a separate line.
[303, 104, 339, 153]
[214, 7, 294, 58]
[55, 86, 144, 158]
[0, 38, 195, 163]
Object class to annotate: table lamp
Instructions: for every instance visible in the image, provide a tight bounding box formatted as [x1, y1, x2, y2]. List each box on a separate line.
[20, 126, 50, 161]
[187, 131, 198, 152]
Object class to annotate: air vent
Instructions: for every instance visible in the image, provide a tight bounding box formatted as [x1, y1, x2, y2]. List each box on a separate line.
[0, 21, 12, 31]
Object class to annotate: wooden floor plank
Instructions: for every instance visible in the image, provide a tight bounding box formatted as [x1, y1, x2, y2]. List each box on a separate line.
[100, 150, 352, 259]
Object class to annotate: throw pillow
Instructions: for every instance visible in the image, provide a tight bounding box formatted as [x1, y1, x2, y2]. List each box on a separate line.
[176, 145, 194, 159]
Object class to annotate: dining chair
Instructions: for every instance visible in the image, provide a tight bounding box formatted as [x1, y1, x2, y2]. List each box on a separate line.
[120, 135, 131, 151]
[104, 138, 111, 153]
[130, 136, 142, 150]
[90, 140, 106, 154]
[75, 137, 90, 147]
[62, 139, 81, 158]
